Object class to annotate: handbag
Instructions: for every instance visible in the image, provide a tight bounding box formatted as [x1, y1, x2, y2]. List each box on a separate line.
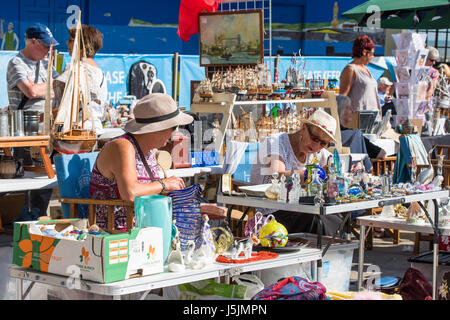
[251, 276, 327, 300]
[128, 132, 203, 250]
[397, 268, 433, 300]
[167, 184, 203, 250]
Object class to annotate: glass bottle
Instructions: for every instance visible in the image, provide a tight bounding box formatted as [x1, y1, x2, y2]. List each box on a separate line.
[326, 164, 339, 203]
[308, 167, 322, 197]
[381, 164, 391, 197]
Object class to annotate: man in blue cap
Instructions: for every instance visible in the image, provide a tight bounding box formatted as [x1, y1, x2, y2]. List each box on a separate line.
[7, 23, 59, 112]
[6, 23, 59, 219]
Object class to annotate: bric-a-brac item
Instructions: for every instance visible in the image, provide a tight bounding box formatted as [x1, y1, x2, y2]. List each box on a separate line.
[51, 12, 97, 154]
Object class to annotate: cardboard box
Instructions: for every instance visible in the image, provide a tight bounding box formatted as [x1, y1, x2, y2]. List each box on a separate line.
[13, 219, 164, 283]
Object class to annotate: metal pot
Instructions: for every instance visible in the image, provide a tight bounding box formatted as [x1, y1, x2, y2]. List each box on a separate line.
[24, 110, 40, 136]
[0, 112, 9, 137]
[0, 156, 24, 179]
[10, 110, 24, 136]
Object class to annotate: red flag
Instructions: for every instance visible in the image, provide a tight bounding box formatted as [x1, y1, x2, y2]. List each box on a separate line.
[177, 0, 221, 42]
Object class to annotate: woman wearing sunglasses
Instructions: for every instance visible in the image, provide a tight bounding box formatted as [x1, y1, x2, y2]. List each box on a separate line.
[250, 109, 342, 235]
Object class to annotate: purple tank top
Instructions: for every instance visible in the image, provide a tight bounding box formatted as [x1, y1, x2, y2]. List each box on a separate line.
[89, 134, 160, 230]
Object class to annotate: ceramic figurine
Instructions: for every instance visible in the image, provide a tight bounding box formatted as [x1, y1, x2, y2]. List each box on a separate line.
[183, 240, 195, 267]
[167, 226, 186, 272]
[422, 112, 433, 137]
[289, 173, 301, 204]
[265, 172, 280, 200]
[417, 148, 435, 185]
[278, 174, 287, 203]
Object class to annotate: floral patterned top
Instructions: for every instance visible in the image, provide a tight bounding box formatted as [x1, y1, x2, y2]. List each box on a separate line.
[89, 133, 160, 230]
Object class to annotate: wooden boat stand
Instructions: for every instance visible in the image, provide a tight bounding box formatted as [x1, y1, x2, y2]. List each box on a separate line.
[0, 135, 55, 179]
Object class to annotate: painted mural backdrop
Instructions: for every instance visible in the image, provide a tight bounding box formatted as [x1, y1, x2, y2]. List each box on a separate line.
[271, 0, 385, 56]
[0, 0, 386, 56]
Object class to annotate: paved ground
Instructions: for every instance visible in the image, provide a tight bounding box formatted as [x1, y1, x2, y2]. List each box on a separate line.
[0, 221, 433, 300]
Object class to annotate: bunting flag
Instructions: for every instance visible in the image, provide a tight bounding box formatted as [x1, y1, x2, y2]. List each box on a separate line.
[177, 0, 221, 42]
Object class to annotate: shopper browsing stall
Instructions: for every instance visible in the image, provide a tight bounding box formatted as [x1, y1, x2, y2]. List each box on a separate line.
[6, 23, 59, 218]
[377, 77, 393, 108]
[89, 93, 193, 230]
[339, 35, 381, 121]
[250, 109, 342, 236]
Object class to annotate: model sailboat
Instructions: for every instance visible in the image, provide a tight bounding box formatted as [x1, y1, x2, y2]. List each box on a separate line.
[52, 12, 97, 154]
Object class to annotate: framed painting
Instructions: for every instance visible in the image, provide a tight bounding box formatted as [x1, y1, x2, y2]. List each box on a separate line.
[198, 10, 264, 67]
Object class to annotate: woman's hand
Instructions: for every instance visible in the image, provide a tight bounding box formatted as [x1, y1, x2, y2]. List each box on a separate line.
[350, 162, 363, 173]
[162, 176, 185, 192]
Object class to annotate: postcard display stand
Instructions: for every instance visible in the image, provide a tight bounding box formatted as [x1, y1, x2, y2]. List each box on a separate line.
[392, 32, 430, 128]
[190, 90, 344, 164]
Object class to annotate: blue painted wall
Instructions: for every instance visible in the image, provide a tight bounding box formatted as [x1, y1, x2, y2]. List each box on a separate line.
[0, 0, 380, 56]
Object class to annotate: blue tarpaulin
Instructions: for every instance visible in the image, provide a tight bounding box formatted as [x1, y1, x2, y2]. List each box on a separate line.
[0, 51, 392, 110]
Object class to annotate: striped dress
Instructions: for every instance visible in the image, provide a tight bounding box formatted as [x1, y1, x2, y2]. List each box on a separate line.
[89, 134, 160, 230]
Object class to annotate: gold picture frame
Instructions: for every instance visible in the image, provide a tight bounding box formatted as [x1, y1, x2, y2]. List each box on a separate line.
[198, 10, 264, 67]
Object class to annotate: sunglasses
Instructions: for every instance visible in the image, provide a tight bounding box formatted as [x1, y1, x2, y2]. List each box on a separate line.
[306, 125, 330, 148]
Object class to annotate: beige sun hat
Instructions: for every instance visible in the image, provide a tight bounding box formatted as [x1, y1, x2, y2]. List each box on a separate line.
[125, 93, 193, 134]
[302, 109, 337, 142]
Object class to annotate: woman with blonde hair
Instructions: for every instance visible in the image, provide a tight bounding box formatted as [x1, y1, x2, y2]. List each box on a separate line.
[250, 109, 342, 235]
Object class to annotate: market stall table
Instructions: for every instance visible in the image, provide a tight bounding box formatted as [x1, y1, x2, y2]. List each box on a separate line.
[0, 170, 58, 232]
[8, 247, 321, 300]
[357, 189, 450, 300]
[218, 189, 449, 292]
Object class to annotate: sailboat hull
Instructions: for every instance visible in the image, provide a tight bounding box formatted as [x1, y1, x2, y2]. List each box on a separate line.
[52, 129, 97, 154]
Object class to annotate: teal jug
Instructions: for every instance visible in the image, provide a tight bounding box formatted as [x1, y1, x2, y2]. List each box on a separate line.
[134, 195, 176, 264]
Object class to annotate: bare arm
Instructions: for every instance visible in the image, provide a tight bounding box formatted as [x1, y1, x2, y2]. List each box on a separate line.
[339, 65, 355, 96]
[97, 139, 185, 202]
[17, 78, 53, 99]
[266, 155, 306, 183]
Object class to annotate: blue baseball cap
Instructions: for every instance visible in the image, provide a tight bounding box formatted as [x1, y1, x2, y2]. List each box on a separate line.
[26, 23, 59, 47]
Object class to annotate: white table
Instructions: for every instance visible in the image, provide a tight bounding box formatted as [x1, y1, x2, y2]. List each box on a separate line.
[0, 170, 58, 193]
[357, 194, 450, 300]
[9, 247, 321, 300]
[218, 189, 449, 297]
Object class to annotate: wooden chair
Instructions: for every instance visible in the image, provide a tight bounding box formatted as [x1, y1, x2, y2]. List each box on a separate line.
[350, 157, 399, 250]
[61, 198, 134, 234]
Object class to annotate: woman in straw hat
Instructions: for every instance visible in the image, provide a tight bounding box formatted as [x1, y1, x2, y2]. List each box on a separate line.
[250, 109, 342, 235]
[89, 93, 193, 231]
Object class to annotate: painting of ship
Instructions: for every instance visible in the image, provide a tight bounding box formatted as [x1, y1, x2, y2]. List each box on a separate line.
[199, 10, 263, 66]
[52, 12, 97, 154]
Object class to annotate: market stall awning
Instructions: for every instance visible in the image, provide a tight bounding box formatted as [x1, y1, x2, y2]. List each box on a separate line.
[342, 0, 450, 29]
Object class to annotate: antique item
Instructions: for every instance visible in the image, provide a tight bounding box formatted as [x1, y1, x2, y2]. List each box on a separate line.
[52, 12, 97, 154]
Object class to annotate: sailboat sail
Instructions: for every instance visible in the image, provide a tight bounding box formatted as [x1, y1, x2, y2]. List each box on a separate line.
[51, 11, 97, 155]
[53, 13, 95, 134]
